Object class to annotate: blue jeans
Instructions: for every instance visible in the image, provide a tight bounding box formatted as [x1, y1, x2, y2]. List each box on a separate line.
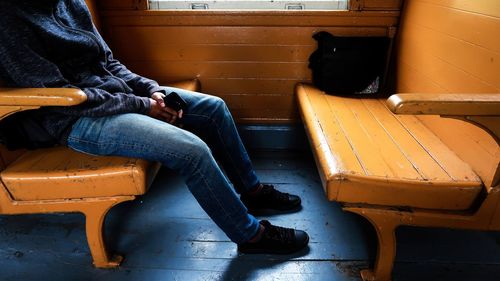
[67, 87, 260, 244]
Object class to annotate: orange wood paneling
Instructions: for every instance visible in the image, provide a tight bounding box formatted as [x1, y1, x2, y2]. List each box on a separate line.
[364, 0, 403, 10]
[99, 9, 399, 123]
[101, 10, 400, 26]
[419, 0, 500, 18]
[395, 0, 500, 186]
[98, 0, 148, 10]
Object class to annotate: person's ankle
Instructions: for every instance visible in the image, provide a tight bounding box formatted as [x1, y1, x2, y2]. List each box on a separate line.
[247, 224, 265, 243]
[246, 183, 263, 197]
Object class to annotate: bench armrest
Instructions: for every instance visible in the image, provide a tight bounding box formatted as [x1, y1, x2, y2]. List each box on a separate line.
[387, 93, 500, 148]
[387, 93, 500, 116]
[0, 87, 87, 121]
[0, 88, 87, 106]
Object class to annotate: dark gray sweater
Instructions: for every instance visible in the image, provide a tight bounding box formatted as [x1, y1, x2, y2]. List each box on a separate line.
[0, 0, 163, 148]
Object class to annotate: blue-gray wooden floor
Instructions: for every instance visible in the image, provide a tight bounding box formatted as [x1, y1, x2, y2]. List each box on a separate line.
[1, 150, 500, 281]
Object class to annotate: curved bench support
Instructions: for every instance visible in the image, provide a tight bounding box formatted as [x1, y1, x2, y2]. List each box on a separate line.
[345, 207, 400, 281]
[83, 198, 135, 268]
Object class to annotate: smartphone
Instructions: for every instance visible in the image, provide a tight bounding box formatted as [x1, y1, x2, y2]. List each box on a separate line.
[163, 92, 187, 111]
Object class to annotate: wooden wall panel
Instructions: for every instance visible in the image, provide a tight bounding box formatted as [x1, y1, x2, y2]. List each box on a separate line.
[98, 0, 144, 10]
[100, 10, 399, 123]
[394, 0, 500, 186]
[419, 0, 500, 18]
[364, 0, 403, 10]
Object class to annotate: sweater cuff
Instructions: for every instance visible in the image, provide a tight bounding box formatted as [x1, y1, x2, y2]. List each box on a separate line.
[148, 85, 166, 97]
[138, 96, 151, 115]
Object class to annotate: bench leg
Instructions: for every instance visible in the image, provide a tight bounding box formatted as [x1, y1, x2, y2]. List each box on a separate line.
[344, 207, 399, 281]
[83, 200, 130, 268]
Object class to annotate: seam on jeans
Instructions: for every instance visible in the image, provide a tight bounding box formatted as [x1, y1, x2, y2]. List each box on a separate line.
[193, 166, 249, 242]
[69, 136, 192, 162]
[67, 136, 101, 146]
[186, 113, 251, 192]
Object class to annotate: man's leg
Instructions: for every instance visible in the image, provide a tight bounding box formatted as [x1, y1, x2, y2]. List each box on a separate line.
[164, 87, 301, 211]
[67, 113, 259, 244]
[66, 113, 309, 254]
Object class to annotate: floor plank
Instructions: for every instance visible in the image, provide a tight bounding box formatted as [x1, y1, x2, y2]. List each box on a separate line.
[0, 150, 499, 281]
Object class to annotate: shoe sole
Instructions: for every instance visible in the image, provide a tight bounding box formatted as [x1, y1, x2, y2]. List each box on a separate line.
[238, 235, 309, 255]
[246, 199, 302, 213]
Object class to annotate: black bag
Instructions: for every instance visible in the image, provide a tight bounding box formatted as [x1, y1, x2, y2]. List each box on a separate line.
[308, 31, 389, 95]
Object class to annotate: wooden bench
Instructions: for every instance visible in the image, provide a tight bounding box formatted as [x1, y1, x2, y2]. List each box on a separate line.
[297, 83, 500, 281]
[0, 79, 200, 268]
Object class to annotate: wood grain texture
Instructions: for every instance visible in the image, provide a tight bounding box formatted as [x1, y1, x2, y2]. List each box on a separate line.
[387, 93, 500, 115]
[394, 0, 500, 187]
[297, 83, 482, 210]
[0, 88, 86, 106]
[99, 7, 400, 123]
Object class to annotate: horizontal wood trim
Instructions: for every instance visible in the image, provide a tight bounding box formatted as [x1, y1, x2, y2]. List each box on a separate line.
[364, 0, 403, 10]
[101, 10, 400, 27]
[98, 0, 146, 10]
[219, 94, 296, 110]
[116, 44, 316, 63]
[201, 79, 298, 95]
[126, 61, 311, 80]
[108, 26, 390, 47]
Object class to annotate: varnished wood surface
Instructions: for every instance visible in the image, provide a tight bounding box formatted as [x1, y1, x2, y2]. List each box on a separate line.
[387, 93, 500, 115]
[297, 83, 482, 210]
[97, 3, 400, 123]
[394, 0, 500, 189]
[0, 88, 86, 106]
[1, 147, 157, 200]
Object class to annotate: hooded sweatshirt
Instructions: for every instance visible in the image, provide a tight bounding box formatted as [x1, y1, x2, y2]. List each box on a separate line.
[0, 0, 164, 148]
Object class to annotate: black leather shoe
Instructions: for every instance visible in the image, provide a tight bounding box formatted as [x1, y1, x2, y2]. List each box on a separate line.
[238, 220, 309, 254]
[241, 184, 301, 212]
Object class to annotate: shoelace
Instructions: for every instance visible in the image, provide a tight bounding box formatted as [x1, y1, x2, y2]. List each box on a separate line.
[263, 221, 294, 244]
[261, 184, 290, 202]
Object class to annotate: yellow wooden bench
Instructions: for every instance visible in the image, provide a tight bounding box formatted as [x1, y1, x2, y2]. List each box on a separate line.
[297, 83, 500, 281]
[0, 79, 200, 268]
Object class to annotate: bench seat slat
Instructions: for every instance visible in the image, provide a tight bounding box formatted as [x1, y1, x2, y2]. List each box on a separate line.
[397, 114, 482, 182]
[337, 97, 427, 179]
[362, 99, 452, 181]
[325, 95, 398, 178]
[1, 147, 161, 201]
[297, 83, 483, 210]
[299, 84, 363, 198]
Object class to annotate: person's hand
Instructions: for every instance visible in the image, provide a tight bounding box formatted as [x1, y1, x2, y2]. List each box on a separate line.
[148, 92, 183, 124]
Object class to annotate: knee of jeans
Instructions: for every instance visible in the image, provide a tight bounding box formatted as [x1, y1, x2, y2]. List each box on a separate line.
[184, 137, 212, 168]
[210, 96, 230, 118]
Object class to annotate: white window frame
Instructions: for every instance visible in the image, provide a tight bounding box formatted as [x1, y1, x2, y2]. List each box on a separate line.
[149, 0, 349, 11]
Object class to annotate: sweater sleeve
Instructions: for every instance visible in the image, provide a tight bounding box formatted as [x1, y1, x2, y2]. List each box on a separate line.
[0, 24, 151, 118]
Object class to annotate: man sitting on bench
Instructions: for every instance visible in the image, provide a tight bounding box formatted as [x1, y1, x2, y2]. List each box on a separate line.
[0, 0, 309, 254]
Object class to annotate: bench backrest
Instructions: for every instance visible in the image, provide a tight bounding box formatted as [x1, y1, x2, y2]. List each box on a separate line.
[394, 0, 500, 188]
